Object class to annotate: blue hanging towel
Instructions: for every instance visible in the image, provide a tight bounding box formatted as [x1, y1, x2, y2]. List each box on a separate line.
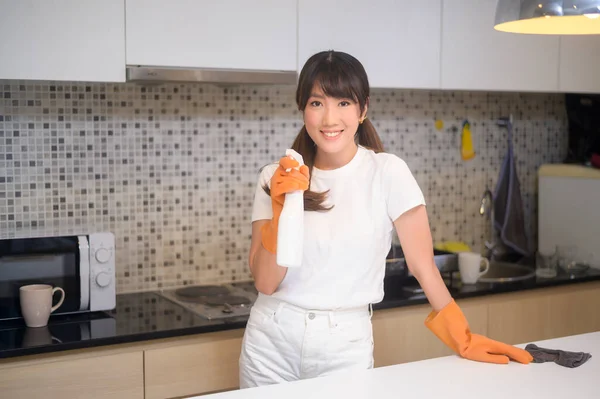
[493, 120, 530, 256]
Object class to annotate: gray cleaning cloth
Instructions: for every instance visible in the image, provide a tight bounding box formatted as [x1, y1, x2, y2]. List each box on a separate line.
[525, 343, 592, 368]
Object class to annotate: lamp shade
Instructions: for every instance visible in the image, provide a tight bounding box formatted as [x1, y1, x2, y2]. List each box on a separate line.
[494, 0, 600, 34]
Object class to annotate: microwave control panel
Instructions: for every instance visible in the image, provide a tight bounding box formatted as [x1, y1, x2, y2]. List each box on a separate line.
[89, 232, 116, 311]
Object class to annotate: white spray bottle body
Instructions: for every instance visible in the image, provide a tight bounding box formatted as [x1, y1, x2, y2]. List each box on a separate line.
[276, 149, 305, 268]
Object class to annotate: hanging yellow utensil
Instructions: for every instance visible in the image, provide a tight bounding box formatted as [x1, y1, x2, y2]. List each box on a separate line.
[461, 120, 475, 161]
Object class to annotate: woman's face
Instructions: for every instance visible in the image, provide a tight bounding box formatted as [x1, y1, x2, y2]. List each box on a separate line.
[303, 83, 367, 164]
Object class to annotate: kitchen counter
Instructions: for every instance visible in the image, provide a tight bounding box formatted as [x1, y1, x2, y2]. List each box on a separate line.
[0, 291, 248, 359]
[1, 267, 599, 360]
[377, 265, 600, 310]
[196, 331, 599, 399]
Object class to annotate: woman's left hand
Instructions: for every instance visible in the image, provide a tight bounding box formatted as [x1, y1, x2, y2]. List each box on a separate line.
[425, 299, 533, 364]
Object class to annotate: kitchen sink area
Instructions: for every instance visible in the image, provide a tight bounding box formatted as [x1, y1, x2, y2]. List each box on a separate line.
[385, 245, 536, 286]
[379, 246, 582, 308]
[477, 261, 536, 283]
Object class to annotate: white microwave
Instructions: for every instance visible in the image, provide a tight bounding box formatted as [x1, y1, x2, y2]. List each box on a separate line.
[538, 164, 600, 269]
[0, 232, 116, 321]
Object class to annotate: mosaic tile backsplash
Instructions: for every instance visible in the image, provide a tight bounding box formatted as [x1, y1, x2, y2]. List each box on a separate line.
[0, 81, 568, 293]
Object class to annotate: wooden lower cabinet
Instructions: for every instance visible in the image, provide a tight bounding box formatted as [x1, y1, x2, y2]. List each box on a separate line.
[0, 281, 598, 399]
[487, 288, 554, 344]
[143, 329, 244, 399]
[549, 283, 600, 337]
[487, 281, 600, 345]
[0, 350, 144, 399]
[372, 298, 488, 367]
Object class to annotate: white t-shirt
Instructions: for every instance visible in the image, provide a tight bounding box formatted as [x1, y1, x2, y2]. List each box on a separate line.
[251, 146, 426, 310]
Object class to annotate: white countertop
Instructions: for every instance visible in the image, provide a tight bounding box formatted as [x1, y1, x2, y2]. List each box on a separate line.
[194, 331, 599, 399]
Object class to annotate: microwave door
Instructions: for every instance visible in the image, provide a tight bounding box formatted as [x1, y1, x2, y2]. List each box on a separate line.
[78, 236, 90, 311]
[0, 237, 83, 320]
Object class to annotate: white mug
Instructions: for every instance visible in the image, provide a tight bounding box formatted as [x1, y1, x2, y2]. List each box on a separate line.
[458, 252, 490, 284]
[19, 284, 65, 328]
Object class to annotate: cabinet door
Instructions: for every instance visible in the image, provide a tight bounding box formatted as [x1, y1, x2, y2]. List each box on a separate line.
[372, 300, 487, 367]
[548, 282, 600, 337]
[488, 283, 600, 345]
[126, 0, 296, 71]
[298, 0, 442, 89]
[487, 291, 554, 345]
[0, 0, 125, 82]
[144, 330, 244, 399]
[559, 36, 600, 93]
[441, 0, 559, 92]
[0, 351, 143, 399]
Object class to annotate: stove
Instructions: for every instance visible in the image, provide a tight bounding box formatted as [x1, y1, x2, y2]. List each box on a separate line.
[155, 281, 258, 320]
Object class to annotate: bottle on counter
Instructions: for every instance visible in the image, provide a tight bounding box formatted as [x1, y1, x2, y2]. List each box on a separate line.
[276, 149, 305, 268]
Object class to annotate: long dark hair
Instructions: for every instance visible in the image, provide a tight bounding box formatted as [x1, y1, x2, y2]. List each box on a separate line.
[265, 50, 385, 211]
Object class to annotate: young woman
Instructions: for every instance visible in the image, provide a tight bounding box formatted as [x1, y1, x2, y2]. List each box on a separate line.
[239, 50, 532, 388]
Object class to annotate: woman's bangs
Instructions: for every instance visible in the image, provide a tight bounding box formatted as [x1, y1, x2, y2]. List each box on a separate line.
[316, 66, 359, 103]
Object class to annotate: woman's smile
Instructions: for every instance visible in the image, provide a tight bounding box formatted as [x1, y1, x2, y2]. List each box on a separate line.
[320, 129, 343, 140]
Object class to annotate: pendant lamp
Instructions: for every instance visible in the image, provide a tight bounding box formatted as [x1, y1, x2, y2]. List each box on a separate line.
[494, 0, 600, 34]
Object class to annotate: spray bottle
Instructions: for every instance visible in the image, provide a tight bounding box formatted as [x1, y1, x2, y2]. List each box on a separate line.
[276, 149, 305, 268]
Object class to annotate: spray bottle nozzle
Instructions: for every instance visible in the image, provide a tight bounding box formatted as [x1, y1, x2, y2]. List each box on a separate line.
[284, 149, 305, 172]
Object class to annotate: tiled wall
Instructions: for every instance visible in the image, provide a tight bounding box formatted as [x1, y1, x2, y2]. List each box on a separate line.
[0, 81, 568, 293]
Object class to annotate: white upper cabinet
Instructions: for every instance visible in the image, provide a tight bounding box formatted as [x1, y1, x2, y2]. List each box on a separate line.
[441, 0, 560, 92]
[125, 0, 297, 72]
[298, 0, 442, 89]
[559, 36, 600, 93]
[0, 0, 125, 82]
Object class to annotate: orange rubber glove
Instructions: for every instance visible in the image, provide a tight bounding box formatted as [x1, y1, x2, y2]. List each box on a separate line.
[260, 156, 310, 254]
[425, 299, 533, 365]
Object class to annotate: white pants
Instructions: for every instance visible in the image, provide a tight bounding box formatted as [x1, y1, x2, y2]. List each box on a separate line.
[239, 293, 374, 389]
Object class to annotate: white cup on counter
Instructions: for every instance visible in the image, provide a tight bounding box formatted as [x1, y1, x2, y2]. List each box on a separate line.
[19, 284, 65, 328]
[458, 252, 490, 284]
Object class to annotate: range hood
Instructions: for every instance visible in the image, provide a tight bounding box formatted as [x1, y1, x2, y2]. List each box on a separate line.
[126, 66, 298, 85]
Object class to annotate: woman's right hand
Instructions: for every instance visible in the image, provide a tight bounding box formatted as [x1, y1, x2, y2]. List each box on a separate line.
[260, 156, 310, 254]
